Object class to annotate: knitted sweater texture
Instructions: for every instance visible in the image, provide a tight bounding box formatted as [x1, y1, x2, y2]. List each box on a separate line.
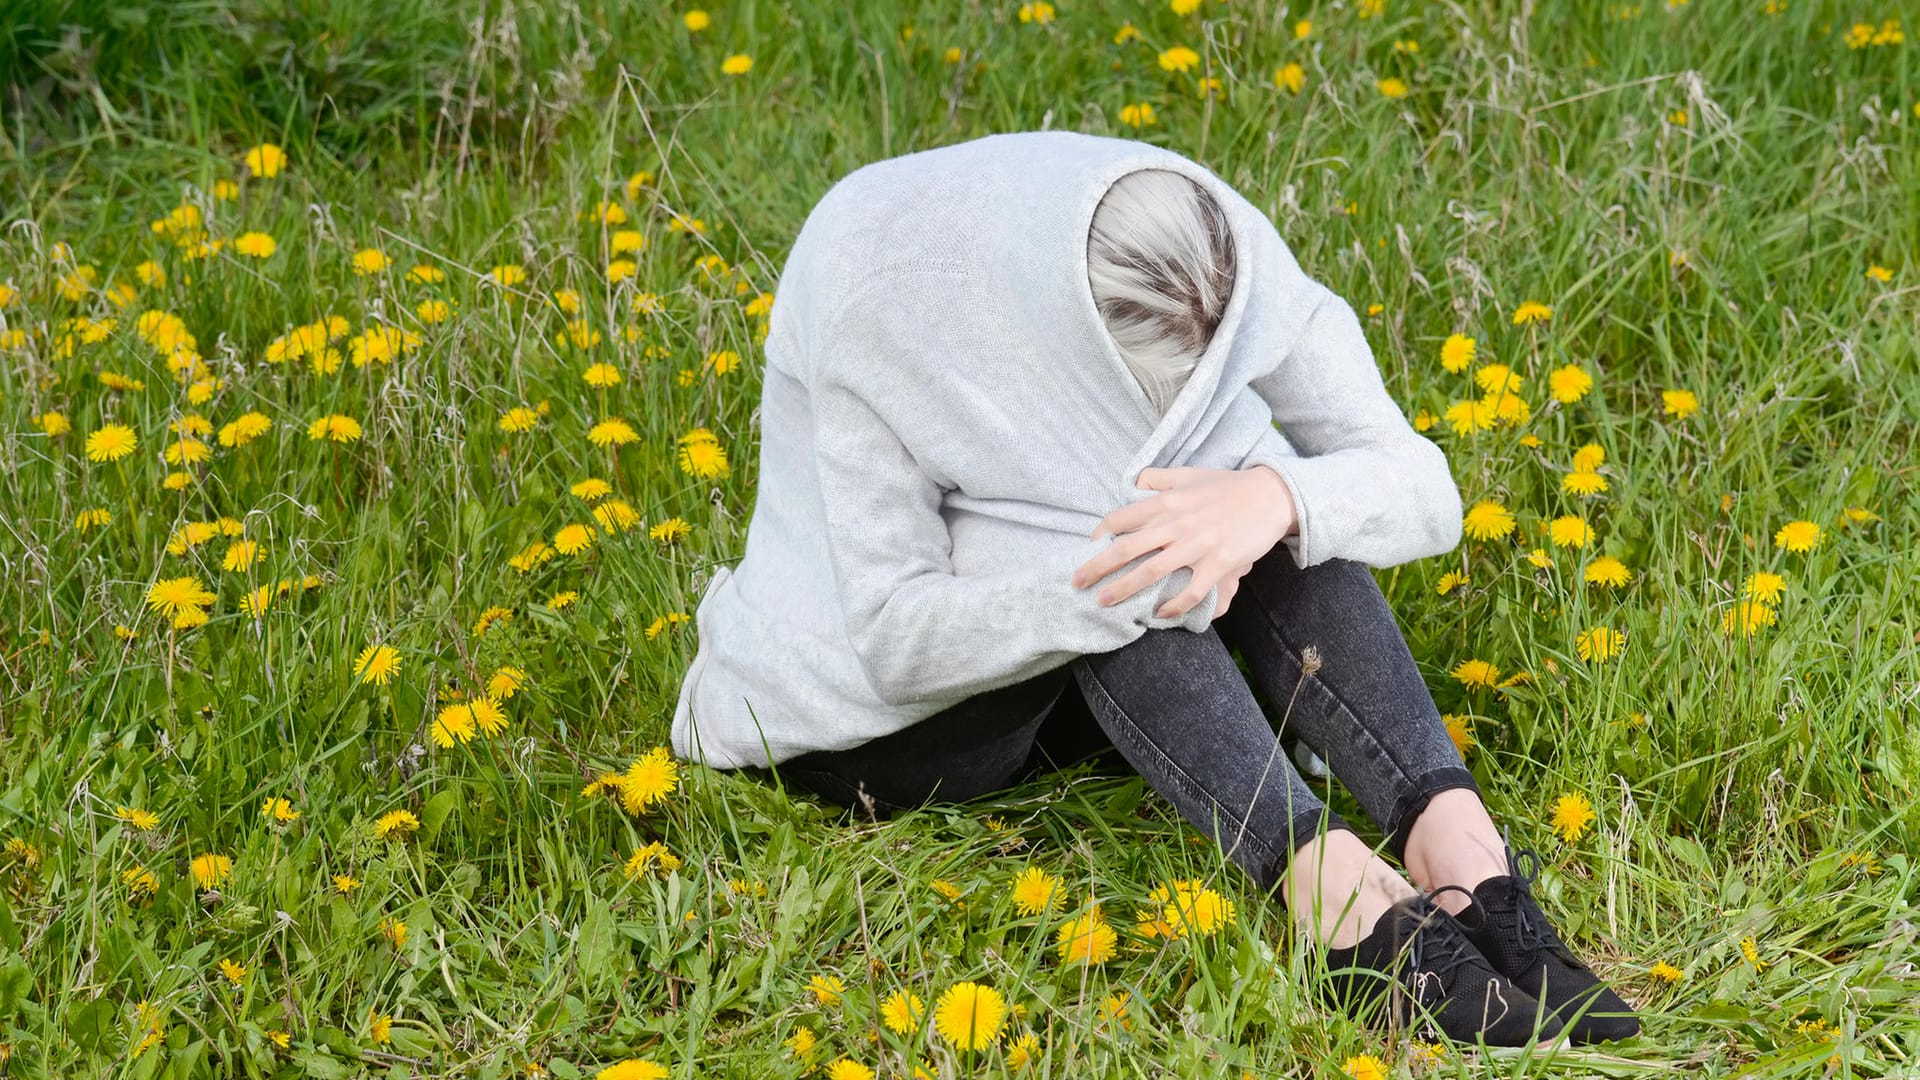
[670, 131, 1463, 769]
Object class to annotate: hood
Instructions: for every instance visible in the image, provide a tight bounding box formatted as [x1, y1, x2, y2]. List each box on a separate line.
[779, 130, 1273, 483]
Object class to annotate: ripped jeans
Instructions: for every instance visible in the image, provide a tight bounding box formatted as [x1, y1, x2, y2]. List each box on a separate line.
[773, 542, 1477, 894]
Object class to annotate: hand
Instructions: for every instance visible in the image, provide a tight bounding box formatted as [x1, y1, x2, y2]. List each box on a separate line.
[1071, 465, 1297, 619]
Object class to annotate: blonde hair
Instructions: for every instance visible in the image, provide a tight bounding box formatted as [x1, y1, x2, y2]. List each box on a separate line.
[1086, 169, 1238, 415]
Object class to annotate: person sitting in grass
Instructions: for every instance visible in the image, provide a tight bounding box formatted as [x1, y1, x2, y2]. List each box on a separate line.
[669, 130, 1640, 1048]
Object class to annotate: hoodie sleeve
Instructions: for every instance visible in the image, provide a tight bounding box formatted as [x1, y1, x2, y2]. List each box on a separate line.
[1238, 285, 1463, 569]
[809, 373, 1217, 708]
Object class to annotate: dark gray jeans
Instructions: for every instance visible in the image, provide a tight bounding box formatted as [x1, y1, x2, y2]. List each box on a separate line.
[773, 543, 1477, 894]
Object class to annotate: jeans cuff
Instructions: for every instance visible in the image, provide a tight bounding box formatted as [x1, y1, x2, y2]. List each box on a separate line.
[1385, 765, 1480, 863]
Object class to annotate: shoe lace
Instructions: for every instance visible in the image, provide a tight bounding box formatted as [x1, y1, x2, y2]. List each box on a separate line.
[1502, 830, 1583, 967]
[1399, 896, 1482, 1009]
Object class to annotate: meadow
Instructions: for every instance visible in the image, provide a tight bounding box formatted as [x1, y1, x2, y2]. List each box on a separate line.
[0, 0, 1917, 1076]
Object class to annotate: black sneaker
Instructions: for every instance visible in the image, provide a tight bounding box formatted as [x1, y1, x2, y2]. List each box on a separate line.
[1317, 893, 1563, 1047]
[1442, 845, 1642, 1044]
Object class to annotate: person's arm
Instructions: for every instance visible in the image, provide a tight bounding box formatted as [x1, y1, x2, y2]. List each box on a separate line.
[809, 373, 1215, 708]
[1238, 284, 1464, 569]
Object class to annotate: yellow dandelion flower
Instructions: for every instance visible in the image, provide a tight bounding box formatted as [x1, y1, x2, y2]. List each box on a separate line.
[1549, 792, 1596, 843]
[1018, 2, 1056, 23]
[649, 517, 691, 544]
[677, 431, 730, 479]
[1010, 866, 1063, 916]
[1562, 470, 1609, 496]
[218, 411, 272, 447]
[620, 747, 680, 813]
[808, 974, 846, 1006]
[234, 232, 277, 259]
[1720, 598, 1777, 637]
[85, 423, 139, 462]
[1575, 625, 1626, 662]
[933, 982, 1007, 1051]
[1377, 77, 1409, 98]
[623, 841, 683, 880]
[190, 853, 234, 889]
[354, 644, 402, 686]
[1440, 333, 1476, 373]
[824, 1060, 872, 1080]
[1549, 363, 1594, 403]
[1342, 1056, 1388, 1080]
[1158, 45, 1200, 72]
[1442, 713, 1474, 754]
[554, 523, 596, 556]
[470, 696, 509, 737]
[1585, 556, 1632, 587]
[333, 874, 361, 895]
[123, 864, 159, 901]
[1275, 62, 1305, 93]
[721, 53, 753, 75]
[1649, 961, 1684, 984]
[1549, 515, 1594, 549]
[260, 797, 300, 823]
[1661, 388, 1699, 419]
[488, 666, 526, 700]
[509, 540, 555, 572]
[1461, 500, 1516, 542]
[306, 414, 363, 443]
[880, 990, 925, 1034]
[499, 407, 541, 434]
[374, 809, 419, 840]
[1055, 908, 1118, 965]
[1436, 570, 1469, 595]
[1511, 300, 1553, 325]
[1451, 658, 1501, 690]
[1773, 519, 1820, 553]
[592, 499, 641, 534]
[1443, 398, 1496, 436]
[432, 703, 476, 745]
[588, 418, 639, 448]
[1740, 935, 1766, 972]
[147, 576, 216, 621]
[117, 806, 160, 830]
[244, 143, 286, 178]
[351, 248, 390, 275]
[1743, 572, 1785, 604]
[1119, 102, 1157, 128]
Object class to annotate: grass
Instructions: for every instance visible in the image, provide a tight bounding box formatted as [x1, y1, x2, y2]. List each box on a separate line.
[0, 0, 1916, 1076]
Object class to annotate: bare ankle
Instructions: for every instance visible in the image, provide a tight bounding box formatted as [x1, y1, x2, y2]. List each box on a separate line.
[1403, 789, 1509, 913]
[1284, 831, 1416, 949]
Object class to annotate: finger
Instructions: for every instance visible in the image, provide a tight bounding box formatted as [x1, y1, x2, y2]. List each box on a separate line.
[1073, 523, 1177, 588]
[1156, 560, 1224, 619]
[1096, 544, 1197, 607]
[1214, 577, 1240, 619]
[1091, 492, 1169, 540]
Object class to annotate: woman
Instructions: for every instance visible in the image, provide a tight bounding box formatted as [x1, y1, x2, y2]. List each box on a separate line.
[669, 131, 1639, 1047]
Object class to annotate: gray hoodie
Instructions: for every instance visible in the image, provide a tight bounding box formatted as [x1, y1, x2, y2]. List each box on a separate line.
[670, 130, 1463, 770]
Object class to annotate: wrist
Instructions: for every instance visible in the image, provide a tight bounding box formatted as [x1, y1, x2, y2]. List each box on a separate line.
[1249, 464, 1299, 538]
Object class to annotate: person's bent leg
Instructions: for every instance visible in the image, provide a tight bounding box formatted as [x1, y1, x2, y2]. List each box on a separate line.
[1214, 542, 1504, 896]
[1070, 624, 1421, 946]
